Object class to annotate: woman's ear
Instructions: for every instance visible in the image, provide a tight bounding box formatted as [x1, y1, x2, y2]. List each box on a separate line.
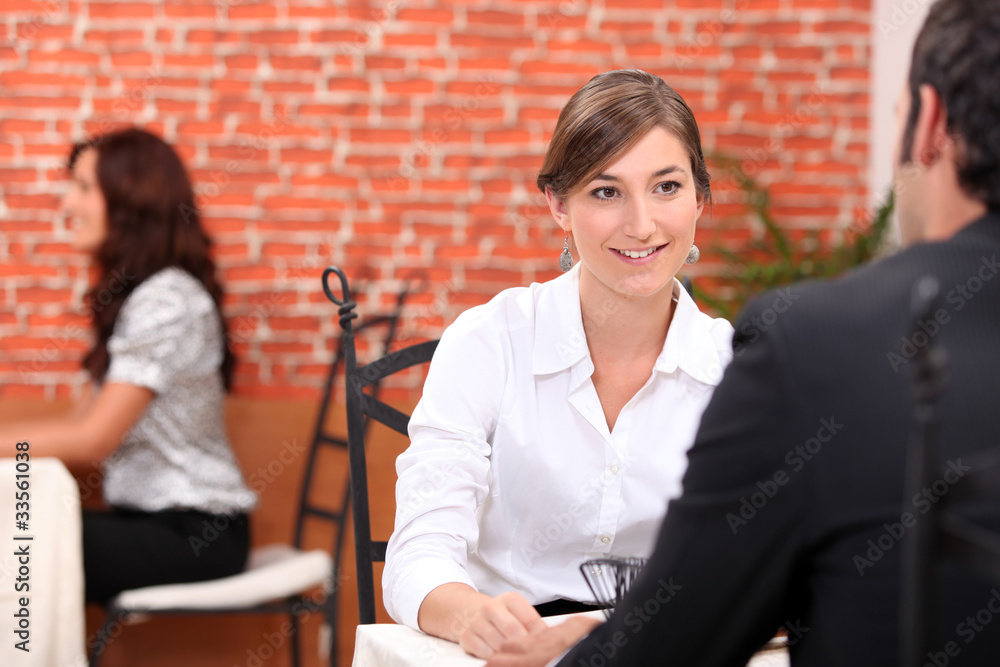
[545, 188, 570, 232]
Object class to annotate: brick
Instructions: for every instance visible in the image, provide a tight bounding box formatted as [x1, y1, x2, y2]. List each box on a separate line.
[229, 4, 279, 19]
[224, 54, 259, 70]
[28, 48, 101, 66]
[288, 3, 340, 18]
[814, 21, 869, 34]
[271, 55, 322, 71]
[88, 2, 156, 19]
[0, 71, 87, 87]
[396, 8, 453, 23]
[467, 10, 524, 27]
[0, 119, 47, 134]
[248, 30, 300, 45]
[289, 174, 359, 188]
[163, 2, 216, 18]
[383, 79, 435, 95]
[383, 33, 437, 48]
[298, 103, 368, 118]
[17, 22, 74, 41]
[261, 196, 346, 211]
[163, 53, 215, 68]
[6, 193, 60, 209]
[0, 263, 60, 278]
[548, 39, 613, 55]
[350, 128, 411, 143]
[14, 287, 73, 304]
[83, 28, 144, 44]
[155, 98, 198, 113]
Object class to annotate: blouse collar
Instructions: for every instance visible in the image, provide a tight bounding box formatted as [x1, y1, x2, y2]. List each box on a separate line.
[531, 263, 728, 387]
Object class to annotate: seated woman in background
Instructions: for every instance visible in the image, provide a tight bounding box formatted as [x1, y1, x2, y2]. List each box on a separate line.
[0, 127, 256, 603]
[383, 69, 734, 658]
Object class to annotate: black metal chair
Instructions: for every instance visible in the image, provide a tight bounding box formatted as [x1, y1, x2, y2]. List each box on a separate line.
[89, 273, 413, 667]
[900, 277, 1000, 666]
[325, 265, 440, 625]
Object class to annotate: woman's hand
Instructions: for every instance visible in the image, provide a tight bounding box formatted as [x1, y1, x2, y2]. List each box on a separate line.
[418, 584, 547, 658]
[457, 591, 548, 658]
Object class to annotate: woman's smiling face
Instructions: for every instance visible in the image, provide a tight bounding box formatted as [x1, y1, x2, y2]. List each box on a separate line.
[547, 126, 704, 301]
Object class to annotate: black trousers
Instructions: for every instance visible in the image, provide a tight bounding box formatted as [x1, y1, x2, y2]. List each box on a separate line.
[83, 507, 250, 604]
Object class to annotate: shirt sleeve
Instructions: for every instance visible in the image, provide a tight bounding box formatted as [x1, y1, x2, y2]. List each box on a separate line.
[105, 276, 219, 394]
[382, 306, 507, 629]
[557, 294, 813, 666]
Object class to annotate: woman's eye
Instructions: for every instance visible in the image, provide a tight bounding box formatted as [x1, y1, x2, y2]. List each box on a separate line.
[594, 187, 617, 200]
[658, 181, 680, 194]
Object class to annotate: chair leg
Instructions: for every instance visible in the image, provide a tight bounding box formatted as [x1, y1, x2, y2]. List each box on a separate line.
[88, 608, 125, 667]
[327, 583, 339, 667]
[290, 612, 301, 667]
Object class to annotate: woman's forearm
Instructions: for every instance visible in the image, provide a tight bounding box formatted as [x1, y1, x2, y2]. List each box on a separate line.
[0, 382, 153, 466]
[418, 582, 489, 641]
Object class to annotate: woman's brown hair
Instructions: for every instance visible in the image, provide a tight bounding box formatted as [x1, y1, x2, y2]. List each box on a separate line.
[537, 69, 711, 205]
[70, 127, 236, 389]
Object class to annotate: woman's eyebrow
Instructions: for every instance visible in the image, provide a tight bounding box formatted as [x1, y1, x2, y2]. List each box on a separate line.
[592, 165, 688, 182]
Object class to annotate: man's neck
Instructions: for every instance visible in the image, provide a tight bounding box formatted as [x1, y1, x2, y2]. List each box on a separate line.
[923, 196, 988, 243]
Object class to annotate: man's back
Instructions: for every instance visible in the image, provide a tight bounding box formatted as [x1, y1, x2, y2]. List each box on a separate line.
[559, 214, 1000, 665]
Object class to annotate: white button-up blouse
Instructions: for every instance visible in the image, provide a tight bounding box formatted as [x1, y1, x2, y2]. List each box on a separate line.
[383, 265, 734, 629]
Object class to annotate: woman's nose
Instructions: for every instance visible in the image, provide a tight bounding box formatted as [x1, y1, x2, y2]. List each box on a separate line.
[624, 196, 656, 240]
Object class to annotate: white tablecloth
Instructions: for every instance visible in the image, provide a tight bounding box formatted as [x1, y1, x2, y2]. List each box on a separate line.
[0, 458, 85, 667]
[352, 612, 790, 667]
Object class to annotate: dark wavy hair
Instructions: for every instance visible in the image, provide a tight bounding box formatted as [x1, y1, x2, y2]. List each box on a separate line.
[537, 69, 711, 205]
[903, 0, 1000, 209]
[69, 127, 235, 389]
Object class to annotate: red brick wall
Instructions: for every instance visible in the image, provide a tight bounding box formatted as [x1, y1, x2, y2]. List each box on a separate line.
[0, 0, 871, 400]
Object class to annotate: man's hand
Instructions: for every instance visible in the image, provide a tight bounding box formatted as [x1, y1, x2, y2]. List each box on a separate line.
[485, 615, 603, 667]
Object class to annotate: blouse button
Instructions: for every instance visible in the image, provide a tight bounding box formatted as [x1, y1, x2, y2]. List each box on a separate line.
[600, 534, 611, 544]
[609, 464, 620, 475]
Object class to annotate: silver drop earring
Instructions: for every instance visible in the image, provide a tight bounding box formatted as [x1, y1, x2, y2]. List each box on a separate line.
[685, 244, 700, 265]
[559, 234, 573, 272]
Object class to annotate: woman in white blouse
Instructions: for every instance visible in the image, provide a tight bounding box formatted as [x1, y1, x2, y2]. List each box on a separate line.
[384, 69, 734, 657]
[0, 128, 256, 603]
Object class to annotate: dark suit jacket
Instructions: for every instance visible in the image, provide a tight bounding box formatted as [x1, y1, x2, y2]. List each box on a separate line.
[559, 213, 1000, 666]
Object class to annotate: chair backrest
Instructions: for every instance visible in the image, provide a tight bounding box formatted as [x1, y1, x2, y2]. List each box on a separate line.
[899, 277, 1000, 666]
[325, 265, 440, 625]
[289, 269, 415, 638]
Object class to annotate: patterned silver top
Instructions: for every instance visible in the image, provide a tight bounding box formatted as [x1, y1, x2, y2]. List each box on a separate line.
[102, 267, 257, 515]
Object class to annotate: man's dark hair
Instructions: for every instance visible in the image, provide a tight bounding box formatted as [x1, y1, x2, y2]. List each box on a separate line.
[903, 0, 1000, 209]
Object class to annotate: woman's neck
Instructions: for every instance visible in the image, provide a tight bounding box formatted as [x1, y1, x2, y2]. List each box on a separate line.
[578, 268, 677, 365]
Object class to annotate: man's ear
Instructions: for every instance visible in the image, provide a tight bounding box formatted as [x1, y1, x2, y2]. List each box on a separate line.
[911, 84, 950, 166]
[545, 188, 569, 232]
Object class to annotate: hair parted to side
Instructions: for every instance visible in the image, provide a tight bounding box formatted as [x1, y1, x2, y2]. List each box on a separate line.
[537, 69, 711, 205]
[69, 127, 236, 390]
[903, 0, 1000, 209]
